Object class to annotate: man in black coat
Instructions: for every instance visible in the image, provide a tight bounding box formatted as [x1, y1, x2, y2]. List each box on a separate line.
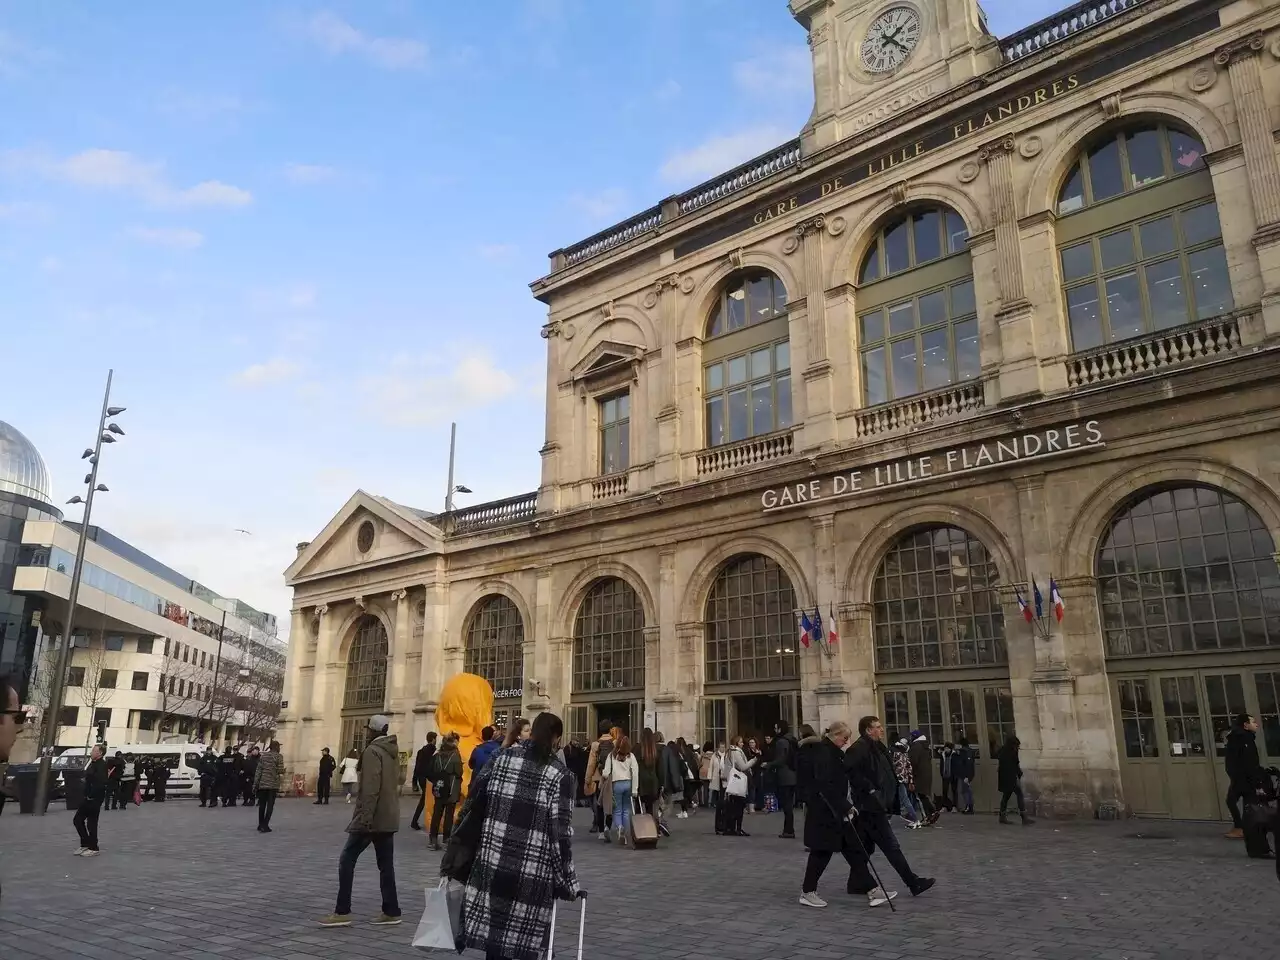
[768, 720, 800, 839]
[409, 732, 438, 830]
[73, 745, 108, 856]
[217, 746, 239, 806]
[316, 747, 336, 805]
[241, 747, 259, 807]
[1224, 714, 1268, 854]
[845, 716, 934, 899]
[198, 747, 218, 807]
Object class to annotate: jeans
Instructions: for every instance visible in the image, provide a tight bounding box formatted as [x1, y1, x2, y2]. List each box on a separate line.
[1000, 784, 1026, 815]
[941, 776, 957, 810]
[1226, 782, 1246, 829]
[73, 799, 103, 851]
[725, 794, 746, 833]
[959, 778, 974, 811]
[852, 813, 920, 889]
[317, 777, 331, 804]
[258, 789, 277, 829]
[777, 784, 796, 836]
[343, 782, 356, 798]
[411, 782, 427, 826]
[430, 799, 456, 841]
[897, 783, 918, 822]
[612, 781, 633, 834]
[336, 832, 400, 918]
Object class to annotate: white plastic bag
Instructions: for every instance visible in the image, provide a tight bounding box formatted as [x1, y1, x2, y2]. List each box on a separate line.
[412, 879, 462, 951]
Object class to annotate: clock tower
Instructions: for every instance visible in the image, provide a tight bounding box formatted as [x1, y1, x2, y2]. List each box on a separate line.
[790, 0, 1001, 151]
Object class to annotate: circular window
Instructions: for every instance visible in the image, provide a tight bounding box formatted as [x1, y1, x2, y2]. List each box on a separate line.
[356, 520, 375, 553]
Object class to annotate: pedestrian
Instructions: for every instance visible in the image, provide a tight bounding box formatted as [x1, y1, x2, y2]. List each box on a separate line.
[1224, 713, 1269, 856]
[845, 715, 936, 899]
[340, 748, 359, 802]
[428, 732, 463, 851]
[501, 717, 531, 747]
[708, 741, 728, 834]
[137, 758, 151, 801]
[73, 744, 108, 857]
[604, 734, 639, 846]
[105, 750, 124, 810]
[678, 737, 700, 815]
[745, 737, 764, 813]
[316, 747, 336, 805]
[456, 711, 584, 960]
[908, 731, 940, 825]
[469, 724, 503, 774]
[319, 715, 402, 927]
[767, 720, 800, 839]
[662, 737, 687, 819]
[198, 747, 218, 808]
[636, 728, 661, 816]
[722, 736, 758, 837]
[797, 721, 893, 909]
[584, 721, 615, 839]
[652, 730, 673, 836]
[891, 739, 921, 827]
[938, 742, 957, 812]
[152, 759, 170, 802]
[253, 740, 287, 833]
[218, 746, 239, 807]
[955, 736, 976, 814]
[242, 746, 260, 807]
[409, 732, 438, 828]
[996, 735, 1035, 825]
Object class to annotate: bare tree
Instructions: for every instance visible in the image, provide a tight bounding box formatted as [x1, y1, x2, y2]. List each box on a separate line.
[215, 640, 284, 744]
[25, 644, 66, 747]
[152, 646, 203, 743]
[78, 642, 117, 748]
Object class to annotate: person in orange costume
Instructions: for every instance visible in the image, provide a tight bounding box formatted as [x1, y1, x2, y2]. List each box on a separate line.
[434, 672, 494, 798]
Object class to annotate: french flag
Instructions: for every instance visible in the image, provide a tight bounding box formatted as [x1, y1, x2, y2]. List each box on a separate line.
[799, 611, 813, 649]
[828, 606, 839, 647]
[1050, 578, 1065, 622]
[1016, 586, 1032, 623]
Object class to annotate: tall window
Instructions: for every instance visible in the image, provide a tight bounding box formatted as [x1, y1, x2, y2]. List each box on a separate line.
[873, 525, 1007, 670]
[703, 271, 792, 447]
[857, 206, 975, 406]
[599, 393, 630, 476]
[464, 596, 525, 702]
[343, 614, 389, 711]
[1096, 485, 1280, 656]
[573, 577, 645, 694]
[1055, 123, 1228, 351]
[705, 554, 799, 684]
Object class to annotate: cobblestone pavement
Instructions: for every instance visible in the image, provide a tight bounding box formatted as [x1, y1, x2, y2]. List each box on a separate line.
[0, 795, 1275, 960]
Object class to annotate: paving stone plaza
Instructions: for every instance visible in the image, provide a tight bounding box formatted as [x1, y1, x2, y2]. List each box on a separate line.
[0, 796, 1274, 960]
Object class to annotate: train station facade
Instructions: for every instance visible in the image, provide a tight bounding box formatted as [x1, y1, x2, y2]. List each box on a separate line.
[281, 0, 1280, 818]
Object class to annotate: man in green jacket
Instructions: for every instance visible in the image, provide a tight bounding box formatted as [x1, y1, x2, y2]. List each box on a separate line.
[320, 715, 402, 927]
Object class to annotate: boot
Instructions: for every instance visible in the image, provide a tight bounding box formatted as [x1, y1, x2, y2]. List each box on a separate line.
[998, 812, 1011, 824]
[1020, 813, 1035, 826]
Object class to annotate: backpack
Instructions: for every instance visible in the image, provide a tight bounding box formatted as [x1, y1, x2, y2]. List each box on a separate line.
[431, 754, 455, 799]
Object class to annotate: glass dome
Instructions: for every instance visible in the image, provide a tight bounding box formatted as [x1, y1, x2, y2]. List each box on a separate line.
[0, 420, 54, 505]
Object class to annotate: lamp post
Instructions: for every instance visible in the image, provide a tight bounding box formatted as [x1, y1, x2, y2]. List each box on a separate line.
[32, 370, 126, 815]
[443, 421, 471, 513]
[205, 608, 228, 742]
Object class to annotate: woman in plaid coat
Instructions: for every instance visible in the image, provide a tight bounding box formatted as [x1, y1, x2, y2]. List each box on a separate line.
[460, 712, 583, 960]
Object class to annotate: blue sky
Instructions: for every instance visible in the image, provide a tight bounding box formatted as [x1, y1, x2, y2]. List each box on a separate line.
[0, 1, 1061, 630]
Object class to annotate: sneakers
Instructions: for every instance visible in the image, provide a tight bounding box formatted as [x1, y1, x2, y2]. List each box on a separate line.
[1225, 827, 1245, 839]
[370, 914, 402, 925]
[79, 849, 100, 858]
[909, 877, 936, 897]
[798, 891, 828, 908]
[318, 914, 352, 928]
[867, 886, 899, 907]
[73, 847, 86, 856]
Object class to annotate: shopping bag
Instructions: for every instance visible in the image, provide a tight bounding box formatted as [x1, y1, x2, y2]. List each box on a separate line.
[725, 768, 749, 798]
[412, 879, 463, 951]
[133, 787, 142, 806]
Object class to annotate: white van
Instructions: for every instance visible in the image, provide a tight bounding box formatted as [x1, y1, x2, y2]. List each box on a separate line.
[58, 743, 206, 798]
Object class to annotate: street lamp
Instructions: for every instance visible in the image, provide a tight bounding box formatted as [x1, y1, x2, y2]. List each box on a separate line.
[32, 370, 126, 815]
[443, 421, 472, 513]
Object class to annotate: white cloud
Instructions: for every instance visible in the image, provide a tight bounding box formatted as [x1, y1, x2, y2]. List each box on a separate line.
[284, 163, 337, 184]
[732, 46, 812, 95]
[569, 188, 629, 222]
[126, 226, 205, 249]
[477, 243, 516, 260]
[233, 358, 300, 387]
[361, 350, 524, 426]
[306, 12, 427, 70]
[659, 126, 792, 186]
[4, 148, 252, 209]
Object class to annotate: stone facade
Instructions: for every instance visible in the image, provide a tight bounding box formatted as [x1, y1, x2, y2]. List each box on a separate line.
[282, 0, 1280, 818]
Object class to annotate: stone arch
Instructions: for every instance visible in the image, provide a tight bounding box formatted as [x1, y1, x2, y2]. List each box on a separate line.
[1057, 457, 1280, 580]
[828, 179, 987, 289]
[568, 303, 657, 371]
[334, 601, 394, 663]
[456, 579, 534, 644]
[1023, 91, 1232, 219]
[679, 535, 814, 625]
[680, 249, 802, 344]
[554, 559, 658, 641]
[844, 502, 1020, 603]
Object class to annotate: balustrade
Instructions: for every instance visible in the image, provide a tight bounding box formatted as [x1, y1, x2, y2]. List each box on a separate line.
[854, 381, 987, 439]
[696, 431, 795, 476]
[1065, 315, 1243, 388]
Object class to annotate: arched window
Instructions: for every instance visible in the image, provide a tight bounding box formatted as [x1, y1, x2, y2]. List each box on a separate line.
[873, 526, 1006, 670]
[703, 270, 792, 446]
[464, 595, 525, 702]
[856, 206, 977, 407]
[341, 614, 389, 753]
[573, 577, 645, 694]
[705, 554, 799, 684]
[1055, 123, 1230, 351]
[1096, 485, 1280, 656]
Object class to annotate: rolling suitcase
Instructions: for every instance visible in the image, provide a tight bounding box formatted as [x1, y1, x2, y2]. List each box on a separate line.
[547, 897, 587, 960]
[629, 794, 659, 849]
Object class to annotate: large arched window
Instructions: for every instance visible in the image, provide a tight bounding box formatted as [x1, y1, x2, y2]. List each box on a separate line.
[873, 526, 1006, 670]
[856, 206, 977, 406]
[341, 614, 389, 753]
[1055, 123, 1230, 351]
[1097, 485, 1280, 656]
[464, 595, 525, 702]
[705, 554, 799, 684]
[573, 577, 645, 694]
[703, 270, 792, 446]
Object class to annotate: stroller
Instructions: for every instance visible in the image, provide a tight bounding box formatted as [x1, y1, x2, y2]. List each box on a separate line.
[1242, 766, 1279, 860]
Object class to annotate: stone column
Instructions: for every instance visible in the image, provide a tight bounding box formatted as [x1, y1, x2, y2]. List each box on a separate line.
[643, 626, 661, 717]
[389, 589, 410, 712]
[788, 215, 836, 450]
[277, 607, 307, 769]
[538, 322, 562, 511]
[649, 274, 684, 487]
[549, 637, 574, 713]
[416, 582, 448, 735]
[673, 621, 703, 743]
[836, 601, 877, 722]
[674, 338, 702, 480]
[530, 567, 555, 714]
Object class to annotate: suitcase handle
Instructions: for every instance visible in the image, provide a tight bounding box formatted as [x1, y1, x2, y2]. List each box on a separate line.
[547, 897, 588, 960]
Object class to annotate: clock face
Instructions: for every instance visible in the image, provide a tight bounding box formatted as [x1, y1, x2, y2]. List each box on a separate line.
[860, 6, 921, 75]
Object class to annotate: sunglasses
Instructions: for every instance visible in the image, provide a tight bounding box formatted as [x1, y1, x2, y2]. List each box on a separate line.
[1, 710, 28, 725]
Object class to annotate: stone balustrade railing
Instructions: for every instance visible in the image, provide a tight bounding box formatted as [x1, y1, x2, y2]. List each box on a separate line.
[1064, 314, 1244, 388]
[855, 381, 988, 439]
[591, 474, 628, 500]
[1000, 0, 1152, 62]
[678, 140, 803, 217]
[561, 207, 662, 268]
[697, 430, 795, 477]
[447, 491, 538, 534]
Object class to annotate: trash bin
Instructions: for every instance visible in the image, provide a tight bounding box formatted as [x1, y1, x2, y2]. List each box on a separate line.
[14, 769, 47, 814]
[63, 768, 86, 810]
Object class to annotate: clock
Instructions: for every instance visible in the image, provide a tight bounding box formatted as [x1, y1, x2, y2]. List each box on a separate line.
[860, 6, 921, 75]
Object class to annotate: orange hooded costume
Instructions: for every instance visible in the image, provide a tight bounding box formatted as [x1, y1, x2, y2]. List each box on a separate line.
[435, 672, 494, 797]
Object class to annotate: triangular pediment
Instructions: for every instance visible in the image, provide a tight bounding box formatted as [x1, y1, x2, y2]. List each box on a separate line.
[285, 490, 442, 585]
[571, 339, 642, 382]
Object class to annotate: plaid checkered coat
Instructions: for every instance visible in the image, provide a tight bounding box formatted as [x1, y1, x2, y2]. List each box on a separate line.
[460, 740, 582, 960]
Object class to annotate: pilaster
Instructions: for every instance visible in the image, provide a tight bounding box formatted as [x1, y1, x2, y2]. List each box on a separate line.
[834, 601, 876, 723]
[417, 582, 447, 709]
[643, 625, 662, 717]
[657, 549, 677, 698]
[789, 216, 836, 449]
[390, 589, 410, 711]
[651, 273, 685, 486]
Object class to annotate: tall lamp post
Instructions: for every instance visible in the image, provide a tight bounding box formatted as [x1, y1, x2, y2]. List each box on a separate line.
[443, 421, 471, 513]
[32, 370, 127, 815]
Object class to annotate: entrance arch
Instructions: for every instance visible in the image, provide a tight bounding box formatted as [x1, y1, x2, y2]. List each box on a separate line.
[463, 594, 526, 730]
[569, 577, 647, 740]
[340, 614, 388, 754]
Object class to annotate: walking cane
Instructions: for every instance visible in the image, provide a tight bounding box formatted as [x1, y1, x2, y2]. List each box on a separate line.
[822, 794, 897, 913]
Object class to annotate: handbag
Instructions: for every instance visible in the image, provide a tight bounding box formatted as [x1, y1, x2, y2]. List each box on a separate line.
[726, 767, 749, 798]
[440, 777, 487, 883]
[411, 879, 464, 951]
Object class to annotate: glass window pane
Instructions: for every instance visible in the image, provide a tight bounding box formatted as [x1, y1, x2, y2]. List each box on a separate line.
[921, 327, 950, 390]
[1126, 127, 1166, 189]
[888, 300, 916, 335]
[1100, 231, 1135, 271]
[705, 363, 723, 392]
[1168, 130, 1204, 172]
[727, 355, 748, 385]
[750, 381, 773, 435]
[860, 245, 881, 285]
[1139, 216, 1177, 258]
[617, 393, 629, 419]
[708, 303, 723, 338]
[1182, 201, 1222, 247]
[776, 374, 792, 428]
[1145, 258, 1188, 330]
[773, 278, 788, 315]
[727, 387, 749, 441]
[913, 210, 942, 264]
[775, 341, 790, 371]
[946, 211, 969, 253]
[1088, 137, 1125, 202]
[861, 309, 884, 343]
[1067, 281, 1104, 350]
[1058, 164, 1085, 215]
[750, 348, 771, 379]
[602, 398, 616, 423]
[1061, 241, 1095, 281]
[863, 348, 887, 406]
[885, 219, 910, 274]
[918, 289, 946, 328]
[892, 338, 919, 399]
[1187, 245, 1232, 320]
[747, 274, 774, 322]
[954, 318, 980, 381]
[727, 286, 746, 330]
[706, 396, 725, 446]
[1105, 271, 1144, 342]
[950, 279, 976, 317]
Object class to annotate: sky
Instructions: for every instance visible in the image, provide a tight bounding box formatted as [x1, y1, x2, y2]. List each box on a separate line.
[0, 1, 1063, 635]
